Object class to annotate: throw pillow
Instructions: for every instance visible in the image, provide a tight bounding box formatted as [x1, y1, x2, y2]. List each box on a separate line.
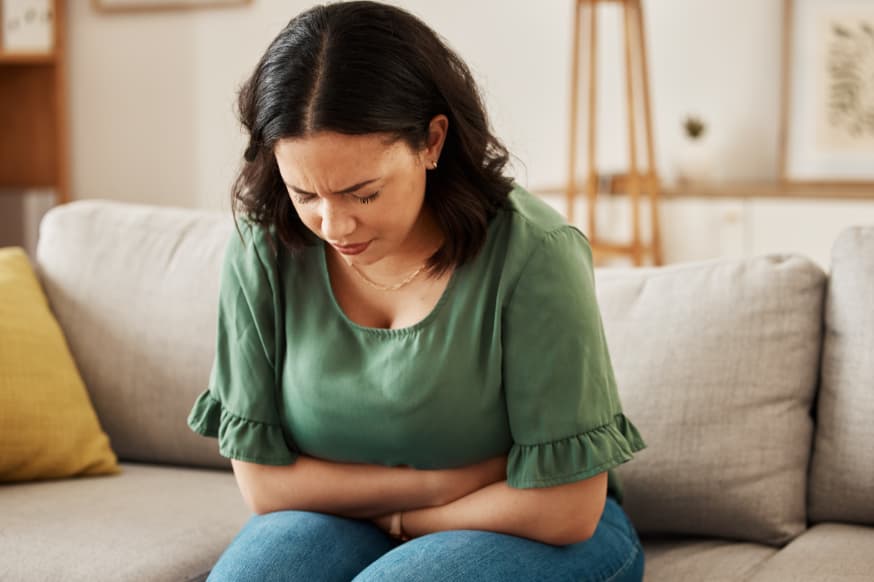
[809, 226, 874, 525]
[0, 246, 120, 482]
[596, 254, 826, 546]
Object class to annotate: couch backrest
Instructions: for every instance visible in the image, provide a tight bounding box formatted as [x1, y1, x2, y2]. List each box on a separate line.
[809, 226, 874, 525]
[36, 200, 233, 470]
[595, 254, 826, 546]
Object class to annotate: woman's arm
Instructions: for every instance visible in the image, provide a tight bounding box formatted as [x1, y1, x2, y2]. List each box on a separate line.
[394, 471, 608, 546]
[231, 454, 507, 519]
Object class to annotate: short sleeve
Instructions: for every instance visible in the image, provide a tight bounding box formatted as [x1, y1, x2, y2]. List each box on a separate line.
[187, 221, 298, 465]
[503, 226, 645, 490]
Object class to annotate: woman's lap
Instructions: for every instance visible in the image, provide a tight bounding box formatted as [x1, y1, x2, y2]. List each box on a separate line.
[353, 498, 644, 582]
[206, 510, 398, 581]
[207, 497, 644, 582]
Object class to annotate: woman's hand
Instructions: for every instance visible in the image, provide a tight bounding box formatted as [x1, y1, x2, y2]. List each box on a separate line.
[425, 454, 508, 507]
[371, 511, 414, 542]
[370, 456, 508, 536]
[371, 512, 393, 535]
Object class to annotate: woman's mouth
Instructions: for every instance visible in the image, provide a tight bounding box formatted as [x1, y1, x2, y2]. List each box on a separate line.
[332, 241, 371, 255]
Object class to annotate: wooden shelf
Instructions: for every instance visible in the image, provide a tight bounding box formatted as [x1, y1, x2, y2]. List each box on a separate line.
[0, 52, 56, 65]
[664, 181, 874, 200]
[533, 179, 874, 202]
[0, 0, 67, 203]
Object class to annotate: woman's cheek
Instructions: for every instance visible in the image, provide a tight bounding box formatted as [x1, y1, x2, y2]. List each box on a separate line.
[295, 207, 320, 236]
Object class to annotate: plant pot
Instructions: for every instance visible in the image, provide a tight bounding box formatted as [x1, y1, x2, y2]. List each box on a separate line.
[674, 140, 714, 184]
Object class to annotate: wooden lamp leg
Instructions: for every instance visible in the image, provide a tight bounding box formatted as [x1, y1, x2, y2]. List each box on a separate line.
[586, 0, 599, 244]
[566, 0, 583, 226]
[567, 0, 662, 267]
[622, 0, 642, 266]
[634, 0, 663, 266]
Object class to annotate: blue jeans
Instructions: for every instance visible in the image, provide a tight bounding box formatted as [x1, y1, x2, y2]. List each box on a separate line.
[207, 497, 644, 581]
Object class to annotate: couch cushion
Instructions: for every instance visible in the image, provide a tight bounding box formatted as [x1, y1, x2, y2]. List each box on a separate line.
[747, 523, 874, 582]
[0, 462, 249, 582]
[595, 255, 826, 545]
[642, 537, 776, 582]
[0, 247, 119, 482]
[36, 200, 233, 469]
[809, 226, 874, 525]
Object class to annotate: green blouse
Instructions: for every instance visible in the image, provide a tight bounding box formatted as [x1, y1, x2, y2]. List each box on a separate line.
[187, 185, 645, 502]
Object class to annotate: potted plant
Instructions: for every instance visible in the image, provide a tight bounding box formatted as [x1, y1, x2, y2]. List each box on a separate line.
[675, 115, 713, 184]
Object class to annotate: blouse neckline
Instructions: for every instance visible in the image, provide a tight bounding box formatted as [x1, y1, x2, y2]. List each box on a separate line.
[318, 241, 461, 336]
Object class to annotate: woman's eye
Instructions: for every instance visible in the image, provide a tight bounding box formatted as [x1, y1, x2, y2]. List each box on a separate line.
[292, 194, 316, 204]
[292, 190, 378, 205]
[356, 190, 380, 205]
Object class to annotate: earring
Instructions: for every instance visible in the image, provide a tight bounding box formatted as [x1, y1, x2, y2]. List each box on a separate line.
[432, 160, 438, 169]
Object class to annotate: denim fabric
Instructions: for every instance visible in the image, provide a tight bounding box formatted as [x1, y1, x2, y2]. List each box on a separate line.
[207, 497, 644, 581]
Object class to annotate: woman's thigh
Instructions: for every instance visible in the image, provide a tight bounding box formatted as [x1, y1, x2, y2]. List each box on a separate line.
[351, 497, 644, 582]
[206, 510, 399, 582]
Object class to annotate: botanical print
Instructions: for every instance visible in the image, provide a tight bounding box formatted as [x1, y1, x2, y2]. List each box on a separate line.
[1, 0, 53, 52]
[816, 11, 874, 151]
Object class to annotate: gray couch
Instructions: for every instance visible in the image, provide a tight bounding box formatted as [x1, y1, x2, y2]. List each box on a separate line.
[2, 199, 872, 581]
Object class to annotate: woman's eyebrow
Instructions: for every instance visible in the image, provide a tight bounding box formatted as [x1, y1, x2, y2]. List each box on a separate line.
[286, 178, 380, 196]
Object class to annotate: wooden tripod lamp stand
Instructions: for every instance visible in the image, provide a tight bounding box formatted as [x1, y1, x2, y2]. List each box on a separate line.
[567, 0, 663, 266]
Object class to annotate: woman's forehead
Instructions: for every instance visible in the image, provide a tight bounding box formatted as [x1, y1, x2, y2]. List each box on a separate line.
[274, 132, 413, 188]
[276, 133, 410, 164]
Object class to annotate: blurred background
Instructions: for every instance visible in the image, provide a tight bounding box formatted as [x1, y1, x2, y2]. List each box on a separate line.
[1, 0, 872, 268]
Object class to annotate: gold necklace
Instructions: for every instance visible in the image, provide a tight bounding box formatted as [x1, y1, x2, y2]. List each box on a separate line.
[349, 261, 427, 292]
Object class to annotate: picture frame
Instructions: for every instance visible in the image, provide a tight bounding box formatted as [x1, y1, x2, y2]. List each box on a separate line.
[1, 0, 55, 53]
[779, 0, 874, 187]
[92, 0, 251, 13]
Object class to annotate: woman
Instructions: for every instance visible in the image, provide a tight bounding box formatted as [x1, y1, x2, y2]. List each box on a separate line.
[187, 2, 647, 580]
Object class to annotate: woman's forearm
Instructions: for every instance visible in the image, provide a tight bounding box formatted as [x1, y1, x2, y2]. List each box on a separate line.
[400, 474, 607, 546]
[233, 456, 438, 519]
[235, 453, 508, 520]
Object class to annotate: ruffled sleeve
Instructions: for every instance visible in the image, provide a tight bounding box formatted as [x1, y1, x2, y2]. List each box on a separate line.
[187, 221, 298, 465]
[503, 226, 645, 497]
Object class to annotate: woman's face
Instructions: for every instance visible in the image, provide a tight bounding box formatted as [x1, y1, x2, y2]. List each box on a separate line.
[274, 122, 445, 266]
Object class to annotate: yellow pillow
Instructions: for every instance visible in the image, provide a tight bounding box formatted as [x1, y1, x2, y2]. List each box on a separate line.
[0, 247, 120, 482]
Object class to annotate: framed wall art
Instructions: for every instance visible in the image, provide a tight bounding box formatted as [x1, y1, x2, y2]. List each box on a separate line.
[1, 0, 55, 53]
[779, 0, 874, 187]
[92, 0, 251, 13]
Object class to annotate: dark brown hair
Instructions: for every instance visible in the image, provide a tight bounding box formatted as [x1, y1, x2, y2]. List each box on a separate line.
[232, 1, 514, 273]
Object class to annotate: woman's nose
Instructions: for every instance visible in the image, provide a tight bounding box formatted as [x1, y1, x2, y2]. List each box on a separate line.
[320, 200, 356, 241]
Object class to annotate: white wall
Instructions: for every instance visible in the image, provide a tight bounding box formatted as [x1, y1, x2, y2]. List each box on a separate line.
[68, 0, 787, 212]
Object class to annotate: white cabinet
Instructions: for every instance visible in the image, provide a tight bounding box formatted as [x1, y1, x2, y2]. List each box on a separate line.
[660, 197, 874, 271]
[660, 198, 747, 264]
[746, 200, 874, 270]
[536, 190, 874, 270]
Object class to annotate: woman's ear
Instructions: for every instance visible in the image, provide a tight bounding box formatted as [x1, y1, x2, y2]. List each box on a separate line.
[425, 114, 449, 164]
